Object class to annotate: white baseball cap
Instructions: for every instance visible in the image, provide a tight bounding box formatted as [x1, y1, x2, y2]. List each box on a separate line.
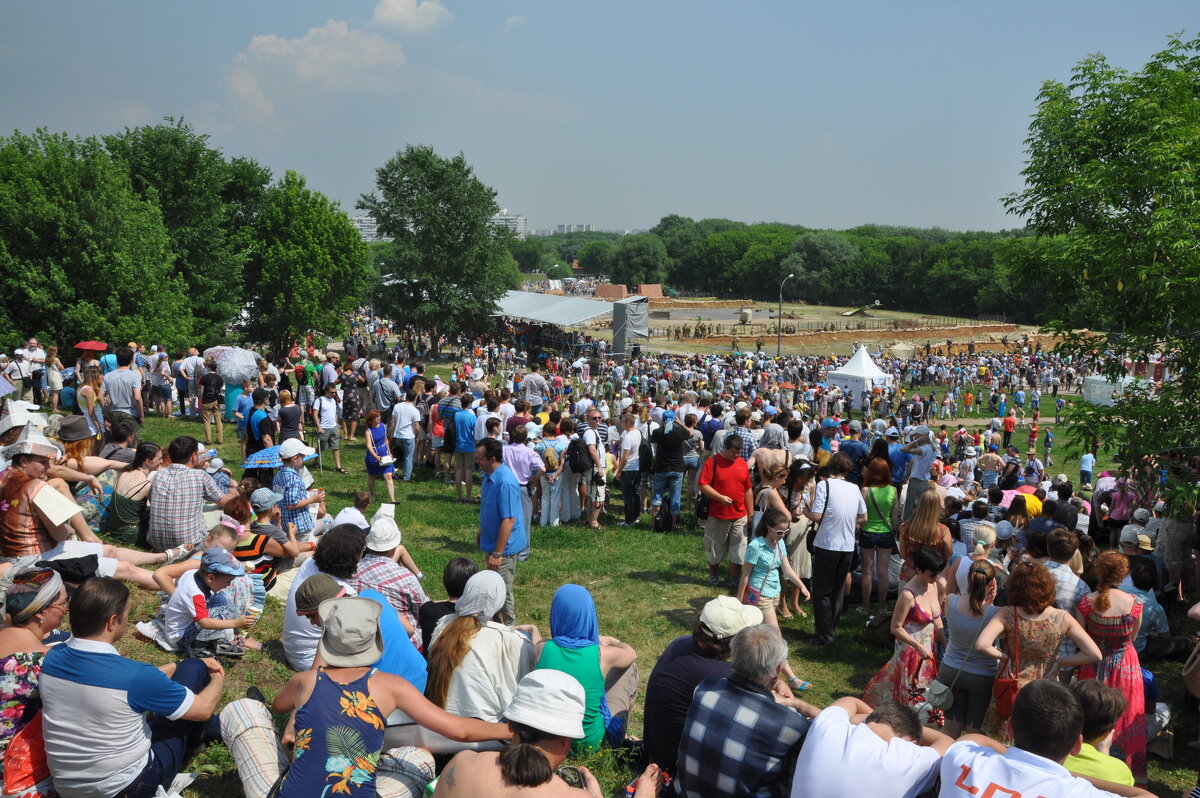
[279, 439, 316, 459]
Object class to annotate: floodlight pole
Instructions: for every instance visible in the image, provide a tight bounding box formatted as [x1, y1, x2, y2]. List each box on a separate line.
[777, 273, 795, 357]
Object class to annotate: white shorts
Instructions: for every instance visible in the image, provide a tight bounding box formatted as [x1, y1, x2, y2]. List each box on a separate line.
[42, 540, 118, 578]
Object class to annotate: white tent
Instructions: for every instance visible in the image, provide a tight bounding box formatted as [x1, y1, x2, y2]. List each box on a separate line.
[827, 345, 894, 409]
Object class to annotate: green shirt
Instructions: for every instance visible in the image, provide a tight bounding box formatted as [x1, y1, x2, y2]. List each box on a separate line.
[863, 485, 896, 534]
[535, 641, 605, 752]
[1064, 743, 1134, 786]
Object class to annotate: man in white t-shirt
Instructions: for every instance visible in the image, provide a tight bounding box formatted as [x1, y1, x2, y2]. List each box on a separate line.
[387, 390, 422, 483]
[939, 679, 1151, 798]
[791, 697, 951, 798]
[617, 413, 643, 527]
[804, 452, 867, 646]
[14, 337, 46, 404]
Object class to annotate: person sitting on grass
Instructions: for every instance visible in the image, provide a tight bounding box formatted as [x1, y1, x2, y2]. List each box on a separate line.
[418, 557, 479, 655]
[221, 596, 512, 798]
[1064, 679, 1135, 787]
[431, 670, 663, 798]
[533, 583, 639, 753]
[161, 546, 259, 657]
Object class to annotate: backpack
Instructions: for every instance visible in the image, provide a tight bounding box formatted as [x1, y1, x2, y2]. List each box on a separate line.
[441, 406, 457, 453]
[567, 436, 592, 474]
[540, 442, 560, 471]
[638, 437, 654, 474]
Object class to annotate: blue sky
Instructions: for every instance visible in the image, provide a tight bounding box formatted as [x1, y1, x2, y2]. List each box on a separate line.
[2, 2, 1193, 232]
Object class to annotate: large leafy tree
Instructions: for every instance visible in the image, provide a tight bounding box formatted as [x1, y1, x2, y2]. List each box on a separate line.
[241, 171, 373, 357]
[105, 118, 256, 342]
[1003, 34, 1200, 503]
[610, 233, 668, 287]
[0, 129, 192, 353]
[358, 145, 518, 352]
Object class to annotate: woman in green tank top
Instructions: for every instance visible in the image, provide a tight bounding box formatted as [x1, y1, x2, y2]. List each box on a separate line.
[859, 458, 898, 617]
[534, 584, 638, 752]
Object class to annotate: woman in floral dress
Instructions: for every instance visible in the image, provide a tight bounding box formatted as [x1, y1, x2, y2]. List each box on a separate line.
[1077, 551, 1147, 783]
[974, 561, 1101, 742]
[340, 363, 363, 443]
[863, 547, 946, 728]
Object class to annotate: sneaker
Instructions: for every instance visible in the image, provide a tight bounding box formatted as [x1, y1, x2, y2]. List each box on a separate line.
[136, 620, 177, 653]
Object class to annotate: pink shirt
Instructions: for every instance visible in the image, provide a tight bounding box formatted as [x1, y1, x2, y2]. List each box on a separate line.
[502, 443, 544, 486]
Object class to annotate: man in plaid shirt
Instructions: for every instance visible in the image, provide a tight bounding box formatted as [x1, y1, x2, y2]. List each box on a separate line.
[272, 439, 326, 541]
[676, 624, 814, 798]
[731, 409, 757, 462]
[1045, 528, 1088, 664]
[148, 436, 235, 551]
[352, 512, 427, 646]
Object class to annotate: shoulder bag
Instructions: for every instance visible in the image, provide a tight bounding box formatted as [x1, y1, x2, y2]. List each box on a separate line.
[805, 480, 828, 556]
[991, 607, 1022, 719]
[928, 604, 987, 710]
[866, 486, 894, 534]
[694, 456, 715, 521]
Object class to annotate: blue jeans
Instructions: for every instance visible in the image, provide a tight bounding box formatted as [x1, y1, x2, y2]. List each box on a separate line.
[394, 437, 415, 481]
[113, 659, 219, 798]
[652, 471, 683, 516]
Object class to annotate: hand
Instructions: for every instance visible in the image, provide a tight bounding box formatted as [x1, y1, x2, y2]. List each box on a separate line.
[915, 644, 933, 660]
[281, 727, 296, 749]
[718, 494, 734, 506]
[201, 657, 225, 677]
[487, 553, 503, 570]
[578, 766, 603, 798]
[234, 613, 256, 629]
[87, 477, 103, 496]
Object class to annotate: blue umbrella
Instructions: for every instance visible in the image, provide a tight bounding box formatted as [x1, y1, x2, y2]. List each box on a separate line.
[241, 445, 317, 470]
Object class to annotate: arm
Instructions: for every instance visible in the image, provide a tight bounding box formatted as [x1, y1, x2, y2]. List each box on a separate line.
[599, 637, 637, 671]
[1057, 612, 1103, 668]
[487, 517, 515, 570]
[197, 612, 254, 631]
[974, 613, 1010, 661]
[153, 559, 200, 596]
[387, 676, 511, 742]
[743, 486, 754, 526]
[889, 589, 932, 659]
[134, 386, 144, 421]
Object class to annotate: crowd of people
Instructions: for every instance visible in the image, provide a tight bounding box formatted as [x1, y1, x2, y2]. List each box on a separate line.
[0, 329, 1192, 798]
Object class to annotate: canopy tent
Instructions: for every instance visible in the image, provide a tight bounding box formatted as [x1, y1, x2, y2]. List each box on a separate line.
[826, 345, 894, 409]
[494, 290, 615, 327]
[889, 342, 916, 360]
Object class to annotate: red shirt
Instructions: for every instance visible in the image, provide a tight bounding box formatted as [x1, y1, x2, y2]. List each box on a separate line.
[1002, 416, 1016, 433]
[699, 453, 752, 521]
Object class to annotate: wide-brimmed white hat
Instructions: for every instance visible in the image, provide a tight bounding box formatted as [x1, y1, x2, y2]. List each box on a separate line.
[504, 670, 586, 739]
[1, 425, 63, 461]
[699, 595, 764, 638]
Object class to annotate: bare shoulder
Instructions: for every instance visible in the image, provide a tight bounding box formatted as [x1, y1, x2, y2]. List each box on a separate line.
[432, 751, 495, 797]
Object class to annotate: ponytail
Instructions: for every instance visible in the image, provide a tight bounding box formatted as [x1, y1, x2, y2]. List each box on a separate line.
[1092, 551, 1128, 613]
[425, 615, 482, 708]
[966, 560, 996, 616]
[497, 722, 555, 787]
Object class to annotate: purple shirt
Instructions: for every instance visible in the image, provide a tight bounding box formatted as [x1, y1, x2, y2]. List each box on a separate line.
[502, 443, 544, 486]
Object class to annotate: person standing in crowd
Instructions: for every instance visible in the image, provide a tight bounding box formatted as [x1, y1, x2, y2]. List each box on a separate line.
[650, 409, 689, 528]
[363, 409, 396, 504]
[699, 435, 753, 588]
[15, 337, 46, 405]
[805, 453, 867, 646]
[899, 426, 935, 521]
[859, 458, 898, 617]
[616, 413, 643, 527]
[198, 358, 224, 446]
[311, 383, 346, 474]
[476, 437, 527, 626]
[582, 407, 607, 529]
[388, 389, 422, 483]
[938, 559, 1000, 739]
[102, 346, 144, 440]
[453, 394, 477, 503]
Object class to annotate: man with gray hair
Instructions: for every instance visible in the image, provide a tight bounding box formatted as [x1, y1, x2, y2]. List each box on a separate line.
[675, 624, 815, 798]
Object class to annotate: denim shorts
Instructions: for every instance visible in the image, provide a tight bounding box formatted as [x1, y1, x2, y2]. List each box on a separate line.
[857, 529, 896, 550]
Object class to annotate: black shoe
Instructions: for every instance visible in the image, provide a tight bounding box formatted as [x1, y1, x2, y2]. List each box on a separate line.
[246, 685, 267, 703]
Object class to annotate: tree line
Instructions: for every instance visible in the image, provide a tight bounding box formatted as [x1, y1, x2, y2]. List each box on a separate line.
[509, 219, 1060, 323]
[0, 119, 375, 357]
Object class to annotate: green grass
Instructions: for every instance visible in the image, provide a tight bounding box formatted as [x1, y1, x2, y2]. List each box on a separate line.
[96, 414, 1195, 796]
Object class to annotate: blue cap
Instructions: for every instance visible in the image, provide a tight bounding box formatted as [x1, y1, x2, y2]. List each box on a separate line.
[200, 547, 243, 577]
[821, 418, 838, 429]
[662, 410, 676, 423]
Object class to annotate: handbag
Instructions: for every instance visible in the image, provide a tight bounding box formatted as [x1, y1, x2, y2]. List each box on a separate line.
[928, 605, 988, 710]
[991, 607, 1022, 719]
[805, 482, 827, 556]
[378, 455, 395, 466]
[743, 541, 780, 606]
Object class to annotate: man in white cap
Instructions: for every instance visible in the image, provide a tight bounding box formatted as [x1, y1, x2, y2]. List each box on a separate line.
[273, 438, 328, 543]
[643, 596, 765, 779]
[432, 670, 662, 798]
[352, 504, 427, 640]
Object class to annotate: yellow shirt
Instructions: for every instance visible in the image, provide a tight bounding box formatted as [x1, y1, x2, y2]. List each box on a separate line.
[1065, 742, 1134, 786]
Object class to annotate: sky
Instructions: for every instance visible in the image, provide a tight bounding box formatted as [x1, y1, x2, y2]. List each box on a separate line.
[2, 2, 1194, 233]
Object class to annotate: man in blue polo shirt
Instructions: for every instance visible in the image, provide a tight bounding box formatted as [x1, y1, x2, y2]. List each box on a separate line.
[475, 436, 526, 625]
[39, 577, 226, 798]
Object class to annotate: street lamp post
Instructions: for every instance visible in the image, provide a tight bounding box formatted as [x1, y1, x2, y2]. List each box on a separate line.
[777, 272, 795, 357]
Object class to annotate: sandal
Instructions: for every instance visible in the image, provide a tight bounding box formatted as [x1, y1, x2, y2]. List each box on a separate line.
[336, 467, 348, 474]
[788, 677, 812, 692]
[164, 543, 197, 564]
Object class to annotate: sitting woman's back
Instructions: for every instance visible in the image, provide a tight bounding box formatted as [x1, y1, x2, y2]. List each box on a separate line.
[426, 571, 536, 722]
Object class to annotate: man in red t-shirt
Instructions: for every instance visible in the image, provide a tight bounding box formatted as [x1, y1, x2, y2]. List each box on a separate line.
[698, 435, 753, 587]
[1002, 410, 1016, 449]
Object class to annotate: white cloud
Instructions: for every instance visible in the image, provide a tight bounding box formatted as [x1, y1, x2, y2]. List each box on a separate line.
[224, 20, 405, 125]
[373, 0, 454, 33]
[503, 15, 527, 33]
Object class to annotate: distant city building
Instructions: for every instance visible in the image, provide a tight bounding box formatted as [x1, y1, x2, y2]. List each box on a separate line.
[555, 223, 595, 234]
[490, 208, 529, 239]
[348, 215, 391, 243]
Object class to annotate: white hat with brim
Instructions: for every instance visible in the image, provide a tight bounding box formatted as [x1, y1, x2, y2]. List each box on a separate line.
[279, 439, 316, 459]
[504, 670, 587, 739]
[699, 595, 764, 638]
[318, 598, 384, 668]
[366, 515, 402, 552]
[1, 425, 63, 461]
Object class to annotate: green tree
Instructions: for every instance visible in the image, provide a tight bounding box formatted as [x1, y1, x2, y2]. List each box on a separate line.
[545, 263, 571, 280]
[241, 171, 373, 356]
[358, 145, 518, 352]
[577, 239, 615, 275]
[0, 129, 193, 353]
[610, 233, 668, 287]
[1003, 34, 1200, 501]
[105, 118, 253, 342]
[507, 237, 545, 273]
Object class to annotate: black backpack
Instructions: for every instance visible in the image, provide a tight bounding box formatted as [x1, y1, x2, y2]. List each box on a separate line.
[441, 406, 457, 453]
[567, 437, 593, 474]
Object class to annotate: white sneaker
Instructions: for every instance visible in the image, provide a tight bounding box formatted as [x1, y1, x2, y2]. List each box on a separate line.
[136, 620, 178, 653]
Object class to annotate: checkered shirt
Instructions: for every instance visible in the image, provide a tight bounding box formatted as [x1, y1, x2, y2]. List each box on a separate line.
[1045, 559, 1088, 659]
[676, 675, 809, 798]
[147, 464, 223, 551]
[273, 466, 312, 535]
[352, 554, 428, 635]
[732, 428, 757, 461]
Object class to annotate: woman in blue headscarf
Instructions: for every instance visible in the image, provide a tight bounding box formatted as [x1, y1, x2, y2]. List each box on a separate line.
[535, 584, 638, 752]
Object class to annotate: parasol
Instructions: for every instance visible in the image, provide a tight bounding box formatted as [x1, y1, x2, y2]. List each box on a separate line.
[203, 346, 261, 385]
[241, 445, 318, 470]
[74, 341, 107, 351]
